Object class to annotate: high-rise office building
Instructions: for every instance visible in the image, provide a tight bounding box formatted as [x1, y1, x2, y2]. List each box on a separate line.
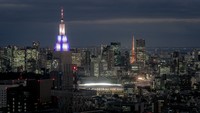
[52, 8, 72, 90]
[110, 42, 121, 66]
[82, 50, 91, 69]
[2, 46, 13, 72]
[3, 79, 53, 113]
[136, 39, 146, 64]
[25, 47, 39, 73]
[13, 47, 25, 72]
[79, 50, 91, 76]
[1, 46, 38, 73]
[71, 49, 82, 67]
[90, 56, 100, 77]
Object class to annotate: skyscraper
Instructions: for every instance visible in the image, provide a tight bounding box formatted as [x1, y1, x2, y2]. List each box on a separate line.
[55, 8, 69, 51]
[110, 42, 121, 66]
[52, 8, 72, 90]
[130, 35, 136, 64]
[136, 39, 146, 64]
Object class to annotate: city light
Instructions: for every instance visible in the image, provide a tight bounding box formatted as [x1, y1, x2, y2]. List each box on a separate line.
[62, 43, 69, 51]
[59, 24, 65, 35]
[57, 36, 61, 42]
[62, 36, 67, 42]
[138, 77, 144, 80]
[80, 83, 122, 87]
[1, 4, 199, 113]
[72, 66, 77, 71]
[55, 43, 61, 51]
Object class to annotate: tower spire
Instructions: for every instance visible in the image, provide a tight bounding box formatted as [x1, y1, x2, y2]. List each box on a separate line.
[59, 7, 65, 35]
[130, 35, 136, 64]
[61, 7, 64, 23]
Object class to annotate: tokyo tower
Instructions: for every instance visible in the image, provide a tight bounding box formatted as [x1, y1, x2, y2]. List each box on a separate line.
[130, 35, 136, 64]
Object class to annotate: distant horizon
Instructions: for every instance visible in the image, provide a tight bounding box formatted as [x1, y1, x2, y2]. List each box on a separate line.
[1, 43, 200, 50]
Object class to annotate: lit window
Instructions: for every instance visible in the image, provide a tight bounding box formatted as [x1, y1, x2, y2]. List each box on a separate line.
[57, 36, 61, 42]
[55, 43, 61, 51]
[63, 44, 69, 51]
[62, 36, 67, 42]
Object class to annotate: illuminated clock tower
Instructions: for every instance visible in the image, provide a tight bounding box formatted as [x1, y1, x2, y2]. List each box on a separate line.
[55, 8, 69, 51]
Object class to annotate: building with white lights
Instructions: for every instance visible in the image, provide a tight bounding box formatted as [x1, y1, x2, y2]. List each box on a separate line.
[0, 84, 19, 112]
[111, 42, 121, 66]
[136, 39, 146, 64]
[90, 56, 100, 77]
[0, 46, 39, 73]
[71, 52, 82, 67]
[12, 47, 26, 72]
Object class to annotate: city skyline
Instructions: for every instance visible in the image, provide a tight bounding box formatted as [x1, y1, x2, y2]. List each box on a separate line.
[0, 0, 200, 48]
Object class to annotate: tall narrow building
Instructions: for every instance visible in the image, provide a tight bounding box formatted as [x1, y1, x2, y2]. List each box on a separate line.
[55, 8, 69, 51]
[52, 8, 72, 90]
[136, 39, 145, 64]
[110, 42, 121, 66]
[130, 36, 136, 64]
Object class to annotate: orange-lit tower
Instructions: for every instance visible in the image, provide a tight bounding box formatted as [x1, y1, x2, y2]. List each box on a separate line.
[130, 35, 136, 64]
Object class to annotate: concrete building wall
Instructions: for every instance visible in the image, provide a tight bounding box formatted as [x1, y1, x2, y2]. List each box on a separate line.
[39, 79, 53, 103]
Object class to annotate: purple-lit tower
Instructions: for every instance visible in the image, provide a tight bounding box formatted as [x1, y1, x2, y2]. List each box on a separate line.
[52, 8, 72, 90]
[55, 8, 69, 51]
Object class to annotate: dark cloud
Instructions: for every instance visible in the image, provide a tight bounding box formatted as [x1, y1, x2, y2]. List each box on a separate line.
[0, 0, 200, 47]
[1, 0, 200, 22]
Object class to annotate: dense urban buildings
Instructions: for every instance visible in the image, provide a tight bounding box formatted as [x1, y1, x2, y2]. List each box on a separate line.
[1, 8, 200, 113]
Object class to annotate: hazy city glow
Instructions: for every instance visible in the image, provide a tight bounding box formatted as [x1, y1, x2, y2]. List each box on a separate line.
[80, 83, 122, 87]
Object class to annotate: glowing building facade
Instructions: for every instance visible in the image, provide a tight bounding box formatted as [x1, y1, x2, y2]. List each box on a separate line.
[55, 8, 69, 51]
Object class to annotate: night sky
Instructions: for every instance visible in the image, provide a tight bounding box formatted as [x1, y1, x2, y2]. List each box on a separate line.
[0, 0, 200, 48]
